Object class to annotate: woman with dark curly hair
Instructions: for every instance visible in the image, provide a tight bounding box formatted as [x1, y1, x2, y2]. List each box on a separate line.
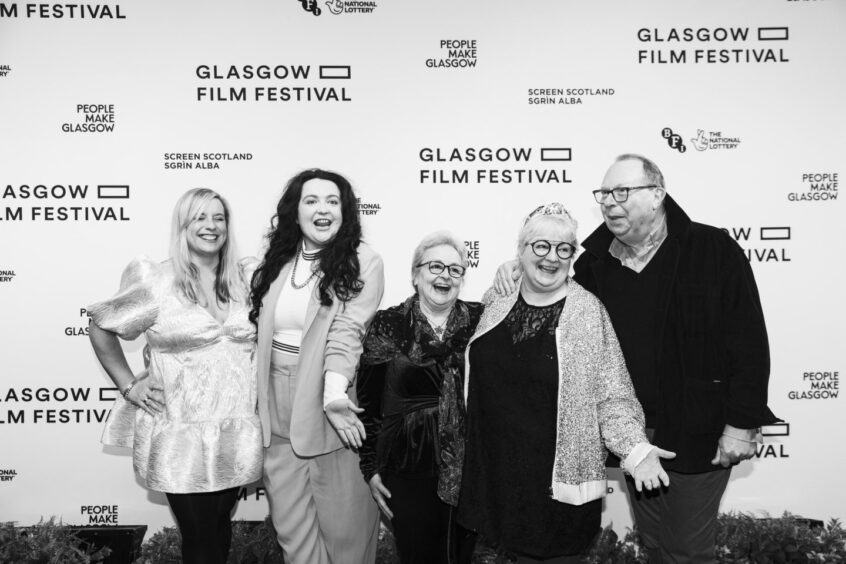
[249, 169, 383, 564]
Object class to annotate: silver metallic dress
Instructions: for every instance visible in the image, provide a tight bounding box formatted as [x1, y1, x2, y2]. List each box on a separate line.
[88, 256, 262, 493]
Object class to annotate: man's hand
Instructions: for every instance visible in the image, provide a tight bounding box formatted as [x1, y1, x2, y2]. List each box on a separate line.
[325, 398, 366, 449]
[493, 259, 521, 295]
[711, 424, 759, 468]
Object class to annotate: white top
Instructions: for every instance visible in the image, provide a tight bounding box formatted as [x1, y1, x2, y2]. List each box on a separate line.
[273, 250, 319, 351]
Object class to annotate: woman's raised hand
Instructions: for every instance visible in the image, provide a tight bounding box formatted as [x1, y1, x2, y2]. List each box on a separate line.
[325, 398, 367, 448]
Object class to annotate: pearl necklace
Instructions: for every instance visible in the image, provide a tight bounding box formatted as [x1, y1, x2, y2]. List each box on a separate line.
[290, 247, 319, 290]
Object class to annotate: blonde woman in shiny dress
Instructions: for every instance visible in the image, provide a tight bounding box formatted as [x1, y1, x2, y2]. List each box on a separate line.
[88, 188, 262, 564]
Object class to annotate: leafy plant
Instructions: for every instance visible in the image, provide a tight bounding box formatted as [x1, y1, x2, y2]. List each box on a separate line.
[7, 512, 844, 564]
[582, 526, 647, 564]
[132, 526, 180, 564]
[227, 518, 284, 564]
[716, 512, 846, 563]
[0, 518, 110, 564]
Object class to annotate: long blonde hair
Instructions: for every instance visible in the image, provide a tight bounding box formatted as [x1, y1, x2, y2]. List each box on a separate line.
[169, 188, 243, 304]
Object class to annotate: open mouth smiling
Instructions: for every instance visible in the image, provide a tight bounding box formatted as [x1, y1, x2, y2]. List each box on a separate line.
[433, 282, 451, 294]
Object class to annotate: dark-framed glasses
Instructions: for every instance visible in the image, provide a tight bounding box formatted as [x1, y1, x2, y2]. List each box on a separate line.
[527, 240, 576, 260]
[592, 185, 658, 204]
[416, 261, 466, 278]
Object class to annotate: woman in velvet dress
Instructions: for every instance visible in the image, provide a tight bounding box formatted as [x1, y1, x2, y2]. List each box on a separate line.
[458, 204, 672, 563]
[357, 231, 482, 564]
[88, 188, 262, 564]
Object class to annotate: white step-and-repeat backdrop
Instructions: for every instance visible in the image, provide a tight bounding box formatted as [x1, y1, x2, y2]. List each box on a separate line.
[1, 0, 843, 535]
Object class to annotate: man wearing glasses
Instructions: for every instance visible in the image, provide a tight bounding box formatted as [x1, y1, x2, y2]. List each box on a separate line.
[578, 154, 778, 562]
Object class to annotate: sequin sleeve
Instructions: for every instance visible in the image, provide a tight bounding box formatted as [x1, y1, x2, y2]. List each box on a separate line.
[87, 256, 162, 340]
[593, 300, 648, 461]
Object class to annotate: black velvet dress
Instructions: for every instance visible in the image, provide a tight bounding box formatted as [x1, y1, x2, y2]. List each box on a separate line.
[357, 296, 483, 564]
[458, 295, 601, 559]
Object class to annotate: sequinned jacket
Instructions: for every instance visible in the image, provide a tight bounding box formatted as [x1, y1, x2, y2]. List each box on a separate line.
[463, 280, 652, 505]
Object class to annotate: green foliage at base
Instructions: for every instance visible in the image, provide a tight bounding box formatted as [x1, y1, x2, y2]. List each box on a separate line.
[581, 513, 846, 564]
[0, 518, 111, 564]
[4, 512, 844, 564]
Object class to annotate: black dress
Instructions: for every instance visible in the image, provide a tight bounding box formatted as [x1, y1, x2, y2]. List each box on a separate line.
[357, 295, 483, 564]
[458, 295, 601, 559]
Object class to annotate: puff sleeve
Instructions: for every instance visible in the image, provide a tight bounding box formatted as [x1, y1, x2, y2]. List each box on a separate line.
[87, 256, 162, 340]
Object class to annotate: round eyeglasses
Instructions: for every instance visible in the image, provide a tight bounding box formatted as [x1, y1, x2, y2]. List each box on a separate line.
[526, 240, 576, 260]
[592, 185, 658, 204]
[416, 261, 466, 278]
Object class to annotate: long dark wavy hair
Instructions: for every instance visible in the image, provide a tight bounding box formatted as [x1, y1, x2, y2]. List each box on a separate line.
[249, 169, 364, 325]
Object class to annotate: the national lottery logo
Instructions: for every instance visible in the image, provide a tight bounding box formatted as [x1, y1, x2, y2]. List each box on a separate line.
[661, 127, 742, 154]
[689, 129, 741, 151]
[296, 0, 378, 16]
[0, 469, 17, 483]
[0, 269, 16, 283]
[0, 65, 11, 78]
[356, 198, 381, 217]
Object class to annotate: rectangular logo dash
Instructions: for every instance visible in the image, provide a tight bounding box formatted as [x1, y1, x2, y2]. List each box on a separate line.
[319, 66, 351, 79]
[760, 227, 791, 240]
[758, 27, 789, 41]
[97, 185, 129, 199]
[761, 422, 789, 437]
[99, 388, 120, 402]
[540, 148, 572, 162]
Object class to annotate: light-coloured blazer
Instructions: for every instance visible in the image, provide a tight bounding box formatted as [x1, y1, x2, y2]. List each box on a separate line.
[255, 243, 385, 456]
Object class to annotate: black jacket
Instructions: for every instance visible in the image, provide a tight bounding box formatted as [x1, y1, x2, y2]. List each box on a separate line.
[573, 194, 779, 473]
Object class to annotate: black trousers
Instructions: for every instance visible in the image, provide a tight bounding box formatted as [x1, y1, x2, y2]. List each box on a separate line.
[166, 487, 239, 564]
[625, 468, 731, 563]
[383, 473, 475, 564]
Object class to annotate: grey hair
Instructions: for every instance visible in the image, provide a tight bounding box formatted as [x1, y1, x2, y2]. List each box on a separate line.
[615, 153, 666, 189]
[411, 230, 468, 280]
[517, 204, 579, 256]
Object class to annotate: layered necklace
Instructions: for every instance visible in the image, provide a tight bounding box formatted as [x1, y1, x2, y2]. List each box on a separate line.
[421, 304, 453, 340]
[428, 317, 449, 339]
[290, 246, 320, 289]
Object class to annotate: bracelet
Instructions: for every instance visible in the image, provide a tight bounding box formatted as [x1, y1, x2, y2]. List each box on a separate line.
[121, 379, 137, 400]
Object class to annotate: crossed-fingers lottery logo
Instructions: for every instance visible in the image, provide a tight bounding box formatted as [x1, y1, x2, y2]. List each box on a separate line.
[661, 127, 742, 154]
[297, 0, 378, 16]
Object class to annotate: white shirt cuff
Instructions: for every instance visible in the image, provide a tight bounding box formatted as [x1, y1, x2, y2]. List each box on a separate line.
[323, 370, 351, 410]
[621, 442, 654, 475]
